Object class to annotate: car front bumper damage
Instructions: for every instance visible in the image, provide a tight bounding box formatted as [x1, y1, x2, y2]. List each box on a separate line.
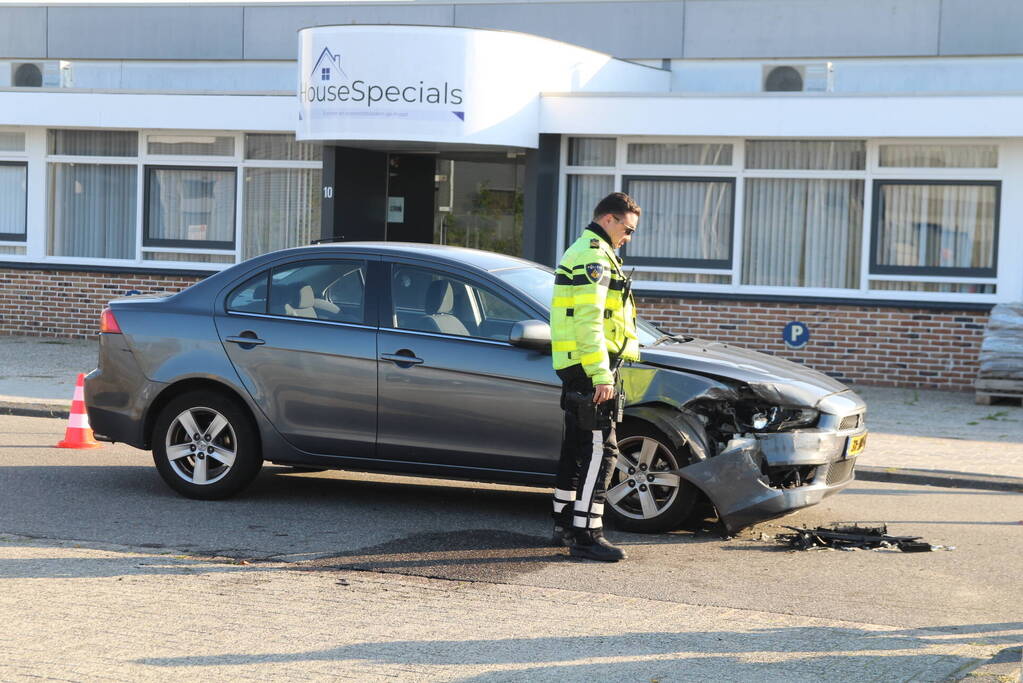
[679, 428, 867, 534]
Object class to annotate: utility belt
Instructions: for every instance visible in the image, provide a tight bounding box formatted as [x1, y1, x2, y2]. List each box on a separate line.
[557, 355, 626, 431]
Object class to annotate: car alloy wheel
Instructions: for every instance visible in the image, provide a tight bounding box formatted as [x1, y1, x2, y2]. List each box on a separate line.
[604, 423, 699, 532]
[152, 391, 262, 500]
[608, 435, 682, 520]
[165, 406, 237, 485]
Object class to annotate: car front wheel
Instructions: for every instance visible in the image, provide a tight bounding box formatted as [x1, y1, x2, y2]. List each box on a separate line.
[604, 422, 699, 533]
[152, 391, 262, 500]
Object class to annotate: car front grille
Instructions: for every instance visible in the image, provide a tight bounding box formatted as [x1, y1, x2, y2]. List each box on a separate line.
[839, 414, 862, 430]
[826, 458, 856, 486]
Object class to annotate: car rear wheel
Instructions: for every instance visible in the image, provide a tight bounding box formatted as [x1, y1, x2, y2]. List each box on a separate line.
[605, 422, 699, 533]
[152, 391, 262, 500]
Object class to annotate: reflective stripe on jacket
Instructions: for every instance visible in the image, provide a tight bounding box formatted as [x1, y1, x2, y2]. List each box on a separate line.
[551, 227, 640, 385]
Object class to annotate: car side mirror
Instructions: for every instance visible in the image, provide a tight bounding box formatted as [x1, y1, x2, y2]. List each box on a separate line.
[509, 319, 551, 352]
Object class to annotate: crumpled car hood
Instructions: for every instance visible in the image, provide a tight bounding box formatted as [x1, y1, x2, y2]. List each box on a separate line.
[638, 337, 851, 408]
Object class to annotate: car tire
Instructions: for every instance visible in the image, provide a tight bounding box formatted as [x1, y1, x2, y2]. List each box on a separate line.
[604, 421, 700, 533]
[152, 391, 262, 500]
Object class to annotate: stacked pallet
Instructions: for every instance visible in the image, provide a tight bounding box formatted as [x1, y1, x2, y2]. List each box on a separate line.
[976, 302, 1023, 405]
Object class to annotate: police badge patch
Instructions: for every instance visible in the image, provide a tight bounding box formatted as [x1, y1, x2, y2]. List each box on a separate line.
[585, 262, 604, 283]
[589, 238, 600, 248]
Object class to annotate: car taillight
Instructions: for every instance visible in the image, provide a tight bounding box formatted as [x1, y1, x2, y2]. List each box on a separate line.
[100, 307, 122, 334]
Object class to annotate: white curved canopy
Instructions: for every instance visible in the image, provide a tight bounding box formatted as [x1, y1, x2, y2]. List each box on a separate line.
[296, 25, 668, 149]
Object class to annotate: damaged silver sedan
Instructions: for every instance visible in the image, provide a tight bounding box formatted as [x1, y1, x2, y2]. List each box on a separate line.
[85, 243, 865, 534]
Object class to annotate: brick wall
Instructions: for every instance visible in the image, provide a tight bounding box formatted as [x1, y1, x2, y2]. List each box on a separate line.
[0, 268, 205, 338]
[636, 296, 989, 391]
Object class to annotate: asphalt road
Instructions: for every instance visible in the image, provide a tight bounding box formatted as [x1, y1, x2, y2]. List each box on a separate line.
[3, 413, 1022, 680]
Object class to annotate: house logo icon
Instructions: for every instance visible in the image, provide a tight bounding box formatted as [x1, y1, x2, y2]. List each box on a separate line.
[310, 47, 347, 82]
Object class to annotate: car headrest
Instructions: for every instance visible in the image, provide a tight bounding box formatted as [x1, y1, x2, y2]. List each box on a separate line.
[297, 285, 315, 309]
[425, 280, 454, 315]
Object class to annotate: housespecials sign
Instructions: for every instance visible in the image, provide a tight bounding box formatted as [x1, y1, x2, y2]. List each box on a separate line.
[297, 26, 556, 148]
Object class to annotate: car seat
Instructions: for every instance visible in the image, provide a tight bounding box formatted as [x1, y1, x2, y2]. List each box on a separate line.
[421, 280, 469, 336]
[284, 285, 319, 319]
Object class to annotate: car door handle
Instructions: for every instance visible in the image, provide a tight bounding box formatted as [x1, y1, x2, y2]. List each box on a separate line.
[225, 333, 265, 347]
[380, 351, 424, 366]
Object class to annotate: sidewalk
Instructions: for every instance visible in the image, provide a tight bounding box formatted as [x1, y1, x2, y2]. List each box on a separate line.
[1, 334, 1021, 488]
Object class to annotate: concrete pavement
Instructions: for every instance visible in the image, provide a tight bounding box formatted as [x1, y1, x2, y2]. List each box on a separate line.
[1, 334, 1022, 487]
[2, 533, 1014, 682]
[2, 419, 1022, 681]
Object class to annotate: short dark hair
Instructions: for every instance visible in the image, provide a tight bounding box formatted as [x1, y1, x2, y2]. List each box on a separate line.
[593, 192, 641, 220]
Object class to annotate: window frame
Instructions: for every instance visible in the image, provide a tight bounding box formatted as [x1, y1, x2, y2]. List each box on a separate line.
[559, 135, 1008, 303]
[0, 160, 28, 242]
[142, 164, 238, 251]
[621, 174, 736, 270]
[869, 178, 1001, 279]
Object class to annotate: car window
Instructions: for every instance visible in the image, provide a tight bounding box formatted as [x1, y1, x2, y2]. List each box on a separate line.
[266, 260, 367, 323]
[226, 273, 268, 314]
[390, 265, 531, 341]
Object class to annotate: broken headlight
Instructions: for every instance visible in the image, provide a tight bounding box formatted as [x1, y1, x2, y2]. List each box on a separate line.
[749, 406, 819, 432]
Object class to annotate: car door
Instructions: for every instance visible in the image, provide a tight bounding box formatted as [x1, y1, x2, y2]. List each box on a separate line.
[213, 257, 379, 457]
[376, 260, 563, 474]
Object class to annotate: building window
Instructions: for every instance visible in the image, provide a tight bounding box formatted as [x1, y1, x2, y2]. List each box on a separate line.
[147, 134, 235, 157]
[321, 68, 330, 81]
[746, 140, 865, 171]
[49, 130, 137, 157]
[48, 163, 137, 258]
[242, 134, 323, 259]
[627, 143, 732, 166]
[244, 134, 322, 162]
[879, 144, 997, 169]
[623, 176, 734, 268]
[144, 166, 236, 249]
[0, 132, 26, 152]
[871, 181, 999, 277]
[742, 179, 863, 288]
[243, 168, 321, 259]
[568, 138, 615, 167]
[0, 162, 27, 241]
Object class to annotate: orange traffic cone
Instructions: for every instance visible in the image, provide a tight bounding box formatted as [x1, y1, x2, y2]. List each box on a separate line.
[56, 373, 102, 449]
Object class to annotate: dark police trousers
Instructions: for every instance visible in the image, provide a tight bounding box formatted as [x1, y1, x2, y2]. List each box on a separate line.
[552, 363, 620, 531]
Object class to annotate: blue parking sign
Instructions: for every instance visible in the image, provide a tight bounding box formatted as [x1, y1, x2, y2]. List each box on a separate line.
[783, 321, 810, 348]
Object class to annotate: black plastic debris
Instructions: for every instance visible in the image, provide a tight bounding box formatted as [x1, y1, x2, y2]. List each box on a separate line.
[777, 523, 937, 552]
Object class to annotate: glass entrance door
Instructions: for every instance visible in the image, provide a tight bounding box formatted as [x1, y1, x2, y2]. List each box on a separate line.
[433, 152, 525, 257]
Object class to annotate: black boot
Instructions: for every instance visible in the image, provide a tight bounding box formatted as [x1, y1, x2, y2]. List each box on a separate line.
[551, 512, 573, 547]
[567, 528, 627, 562]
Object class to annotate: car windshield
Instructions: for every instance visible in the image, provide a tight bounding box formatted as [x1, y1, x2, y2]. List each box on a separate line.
[492, 266, 671, 346]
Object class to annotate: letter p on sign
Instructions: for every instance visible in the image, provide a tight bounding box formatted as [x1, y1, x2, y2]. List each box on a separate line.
[783, 321, 810, 348]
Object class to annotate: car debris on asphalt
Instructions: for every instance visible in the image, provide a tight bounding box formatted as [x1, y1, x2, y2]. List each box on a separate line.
[776, 523, 954, 553]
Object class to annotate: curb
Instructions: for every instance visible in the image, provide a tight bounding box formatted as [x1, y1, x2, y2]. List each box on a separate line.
[856, 465, 1023, 493]
[0, 400, 70, 420]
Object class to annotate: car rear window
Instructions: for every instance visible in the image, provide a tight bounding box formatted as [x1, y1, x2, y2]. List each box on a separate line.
[226, 273, 268, 314]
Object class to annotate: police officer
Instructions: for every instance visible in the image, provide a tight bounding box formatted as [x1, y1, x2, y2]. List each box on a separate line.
[550, 192, 641, 562]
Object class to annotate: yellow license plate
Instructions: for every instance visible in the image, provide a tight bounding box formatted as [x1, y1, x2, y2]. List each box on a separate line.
[846, 433, 867, 457]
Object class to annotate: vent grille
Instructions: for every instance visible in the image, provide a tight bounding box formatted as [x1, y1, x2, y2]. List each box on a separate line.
[826, 458, 856, 486]
[839, 414, 862, 430]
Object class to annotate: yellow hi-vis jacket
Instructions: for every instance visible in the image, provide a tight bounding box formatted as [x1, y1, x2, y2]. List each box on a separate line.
[551, 226, 640, 385]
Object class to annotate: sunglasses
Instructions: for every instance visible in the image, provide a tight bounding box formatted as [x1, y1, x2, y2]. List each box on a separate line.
[614, 215, 637, 235]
